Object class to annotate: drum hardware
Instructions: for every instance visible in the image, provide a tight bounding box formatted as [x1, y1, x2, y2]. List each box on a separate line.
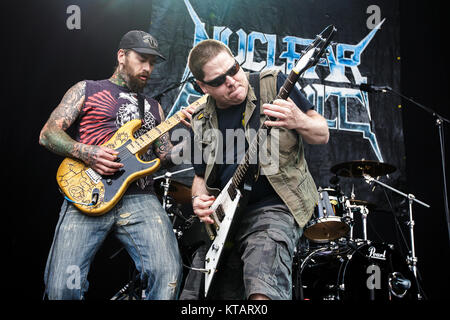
[389, 272, 411, 299]
[164, 195, 196, 239]
[154, 166, 194, 207]
[345, 199, 372, 242]
[154, 167, 195, 237]
[110, 269, 144, 300]
[363, 174, 430, 300]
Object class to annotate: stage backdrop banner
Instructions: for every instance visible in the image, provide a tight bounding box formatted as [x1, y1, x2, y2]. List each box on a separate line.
[145, 0, 404, 212]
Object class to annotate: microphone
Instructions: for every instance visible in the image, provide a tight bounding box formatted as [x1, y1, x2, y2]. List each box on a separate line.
[188, 76, 204, 94]
[358, 83, 392, 93]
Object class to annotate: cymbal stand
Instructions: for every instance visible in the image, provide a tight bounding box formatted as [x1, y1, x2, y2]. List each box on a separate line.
[347, 203, 370, 241]
[160, 172, 173, 211]
[155, 166, 194, 210]
[363, 174, 430, 300]
[345, 185, 356, 241]
[359, 205, 369, 241]
[156, 167, 195, 238]
[344, 201, 369, 241]
[344, 199, 354, 241]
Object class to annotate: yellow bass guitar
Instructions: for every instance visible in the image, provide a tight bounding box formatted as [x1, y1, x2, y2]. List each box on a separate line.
[56, 95, 207, 216]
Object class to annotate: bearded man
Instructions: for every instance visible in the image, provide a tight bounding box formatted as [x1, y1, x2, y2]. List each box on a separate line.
[39, 30, 192, 300]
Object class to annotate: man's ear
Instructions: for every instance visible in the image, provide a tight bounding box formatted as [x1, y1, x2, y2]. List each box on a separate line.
[117, 49, 126, 66]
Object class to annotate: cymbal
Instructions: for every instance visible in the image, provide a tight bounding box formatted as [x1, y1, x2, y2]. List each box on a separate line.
[154, 179, 192, 204]
[348, 199, 377, 210]
[330, 160, 396, 178]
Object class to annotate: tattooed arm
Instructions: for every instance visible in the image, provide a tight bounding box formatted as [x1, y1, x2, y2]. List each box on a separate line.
[39, 81, 123, 175]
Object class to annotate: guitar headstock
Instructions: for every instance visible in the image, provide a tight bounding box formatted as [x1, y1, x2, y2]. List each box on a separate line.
[293, 25, 337, 75]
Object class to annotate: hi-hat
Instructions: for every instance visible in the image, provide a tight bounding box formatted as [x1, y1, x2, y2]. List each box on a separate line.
[348, 199, 377, 210]
[330, 160, 396, 178]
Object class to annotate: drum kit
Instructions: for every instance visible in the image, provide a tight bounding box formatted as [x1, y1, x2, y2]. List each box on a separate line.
[294, 160, 429, 301]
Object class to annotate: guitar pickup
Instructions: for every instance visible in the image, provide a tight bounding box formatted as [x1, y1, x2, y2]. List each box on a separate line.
[216, 205, 225, 222]
[227, 185, 237, 201]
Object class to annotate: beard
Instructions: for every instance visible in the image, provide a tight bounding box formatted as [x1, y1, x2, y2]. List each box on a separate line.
[120, 63, 149, 93]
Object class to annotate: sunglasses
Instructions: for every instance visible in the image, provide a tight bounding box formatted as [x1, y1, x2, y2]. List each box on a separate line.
[201, 60, 240, 87]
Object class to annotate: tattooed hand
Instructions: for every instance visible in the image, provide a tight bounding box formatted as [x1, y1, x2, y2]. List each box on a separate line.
[75, 144, 124, 175]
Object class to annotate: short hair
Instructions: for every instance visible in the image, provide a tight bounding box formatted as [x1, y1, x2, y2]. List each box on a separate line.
[188, 39, 234, 81]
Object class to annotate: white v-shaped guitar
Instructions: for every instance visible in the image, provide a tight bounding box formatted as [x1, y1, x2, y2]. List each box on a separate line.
[202, 25, 337, 298]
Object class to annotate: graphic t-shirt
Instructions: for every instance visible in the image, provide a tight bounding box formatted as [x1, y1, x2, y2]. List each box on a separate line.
[74, 79, 161, 192]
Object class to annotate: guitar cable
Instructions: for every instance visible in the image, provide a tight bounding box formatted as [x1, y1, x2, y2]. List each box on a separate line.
[64, 195, 96, 207]
[62, 187, 99, 207]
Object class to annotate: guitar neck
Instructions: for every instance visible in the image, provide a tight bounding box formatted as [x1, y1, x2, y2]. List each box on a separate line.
[276, 69, 301, 101]
[228, 26, 336, 193]
[126, 95, 208, 154]
[126, 111, 184, 154]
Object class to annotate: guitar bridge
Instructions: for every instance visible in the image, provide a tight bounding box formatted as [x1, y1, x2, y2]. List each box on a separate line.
[86, 168, 101, 184]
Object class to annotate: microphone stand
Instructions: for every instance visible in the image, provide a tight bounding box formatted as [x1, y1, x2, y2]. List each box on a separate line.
[152, 77, 195, 102]
[363, 174, 430, 300]
[377, 86, 450, 247]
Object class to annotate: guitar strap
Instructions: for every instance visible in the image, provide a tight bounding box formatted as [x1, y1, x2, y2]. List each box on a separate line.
[136, 92, 145, 120]
[248, 72, 261, 181]
[248, 72, 260, 132]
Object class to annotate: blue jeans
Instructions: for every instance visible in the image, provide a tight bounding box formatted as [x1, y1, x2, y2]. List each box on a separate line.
[44, 193, 183, 300]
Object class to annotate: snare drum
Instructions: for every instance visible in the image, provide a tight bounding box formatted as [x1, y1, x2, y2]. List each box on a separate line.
[304, 187, 351, 242]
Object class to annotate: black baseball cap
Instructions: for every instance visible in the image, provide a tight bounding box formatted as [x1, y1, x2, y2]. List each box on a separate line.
[119, 30, 166, 61]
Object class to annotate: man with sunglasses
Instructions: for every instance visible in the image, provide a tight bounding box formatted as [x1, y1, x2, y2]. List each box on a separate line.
[181, 39, 329, 300]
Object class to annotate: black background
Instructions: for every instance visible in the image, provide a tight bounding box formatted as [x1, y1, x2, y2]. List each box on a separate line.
[2, 0, 449, 303]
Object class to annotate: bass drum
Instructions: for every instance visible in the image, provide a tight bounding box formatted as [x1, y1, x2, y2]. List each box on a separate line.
[296, 241, 416, 301]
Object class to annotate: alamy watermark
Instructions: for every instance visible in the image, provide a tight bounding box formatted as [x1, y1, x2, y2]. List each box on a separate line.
[170, 127, 281, 175]
[366, 5, 382, 30]
[66, 265, 81, 290]
[66, 5, 81, 30]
